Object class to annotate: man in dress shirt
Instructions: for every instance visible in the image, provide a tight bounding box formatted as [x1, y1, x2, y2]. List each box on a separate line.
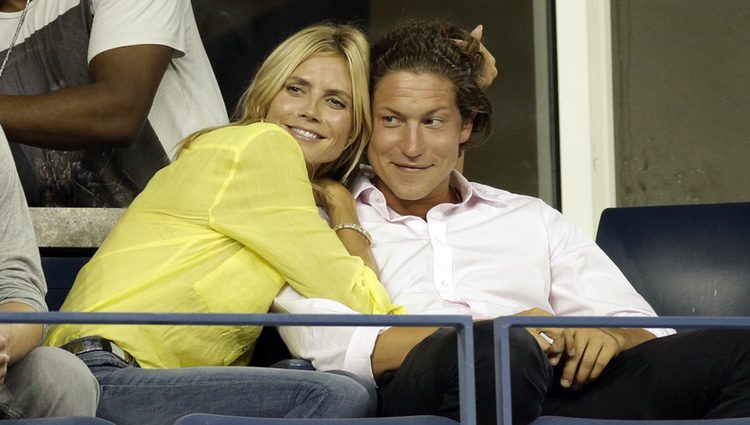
[275, 20, 750, 425]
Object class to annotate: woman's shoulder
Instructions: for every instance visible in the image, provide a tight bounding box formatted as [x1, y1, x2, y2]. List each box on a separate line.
[204, 123, 291, 144]
[189, 122, 303, 166]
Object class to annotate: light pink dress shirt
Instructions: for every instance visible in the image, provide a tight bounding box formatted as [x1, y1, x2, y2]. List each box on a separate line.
[274, 169, 671, 384]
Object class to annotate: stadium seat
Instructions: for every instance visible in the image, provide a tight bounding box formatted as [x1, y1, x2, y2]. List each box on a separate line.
[595, 202, 750, 316]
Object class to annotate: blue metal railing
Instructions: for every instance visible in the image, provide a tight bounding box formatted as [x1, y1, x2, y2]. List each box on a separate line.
[0, 312, 477, 425]
[493, 315, 750, 425]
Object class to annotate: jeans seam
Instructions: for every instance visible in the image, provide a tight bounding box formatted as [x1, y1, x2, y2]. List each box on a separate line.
[299, 382, 330, 418]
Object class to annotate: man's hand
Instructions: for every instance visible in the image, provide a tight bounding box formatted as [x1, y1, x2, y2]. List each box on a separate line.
[515, 309, 655, 388]
[558, 328, 620, 389]
[515, 307, 568, 366]
[469, 25, 498, 89]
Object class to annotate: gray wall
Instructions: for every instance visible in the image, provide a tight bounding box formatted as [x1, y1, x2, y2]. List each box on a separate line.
[612, 0, 750, 206]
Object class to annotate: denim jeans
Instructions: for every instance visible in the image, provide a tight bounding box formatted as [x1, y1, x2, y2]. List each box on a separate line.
[1, 347, 99, 419]
[79, 351, 373, 425]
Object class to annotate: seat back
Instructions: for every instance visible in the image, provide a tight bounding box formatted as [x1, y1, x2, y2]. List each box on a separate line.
[40, 248, 95, 311]
[595, 202, 750, 316]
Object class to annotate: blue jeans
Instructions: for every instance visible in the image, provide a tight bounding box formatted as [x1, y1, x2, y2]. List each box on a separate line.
[79, 351, 373, 425]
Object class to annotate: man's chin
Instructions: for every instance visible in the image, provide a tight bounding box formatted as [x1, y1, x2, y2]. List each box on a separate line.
[391, 189, 430, 203]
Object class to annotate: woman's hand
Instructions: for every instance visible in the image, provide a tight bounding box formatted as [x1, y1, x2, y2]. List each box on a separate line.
[313, 178, 354, 214]
[452, 25, 498, 89]
[470, 25, 498, 89]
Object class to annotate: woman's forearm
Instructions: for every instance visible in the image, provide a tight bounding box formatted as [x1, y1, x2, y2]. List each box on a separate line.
[321, 182, 380, 276]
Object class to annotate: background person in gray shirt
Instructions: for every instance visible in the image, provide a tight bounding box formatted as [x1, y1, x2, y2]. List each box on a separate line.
[0, 126, 99, 419]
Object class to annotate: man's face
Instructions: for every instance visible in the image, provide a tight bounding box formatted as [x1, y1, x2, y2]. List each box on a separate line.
[368, 71, 472, 215]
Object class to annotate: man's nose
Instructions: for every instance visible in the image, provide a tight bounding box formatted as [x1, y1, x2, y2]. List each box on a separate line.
[401, 126, 426, 158]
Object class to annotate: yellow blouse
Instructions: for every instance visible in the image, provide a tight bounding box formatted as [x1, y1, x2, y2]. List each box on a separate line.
[45, 123, 400, 368]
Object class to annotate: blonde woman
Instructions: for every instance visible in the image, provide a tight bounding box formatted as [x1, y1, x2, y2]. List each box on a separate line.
[45, 23, 400, 425]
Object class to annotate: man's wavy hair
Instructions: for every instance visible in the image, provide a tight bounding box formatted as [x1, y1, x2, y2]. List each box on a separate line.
[370, 20, 492, 150]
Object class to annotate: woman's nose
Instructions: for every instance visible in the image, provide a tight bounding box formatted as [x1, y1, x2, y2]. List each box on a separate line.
[297, 99, 321, 122]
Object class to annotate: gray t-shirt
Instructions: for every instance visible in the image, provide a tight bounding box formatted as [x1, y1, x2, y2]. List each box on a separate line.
[0, 127, 46, 313]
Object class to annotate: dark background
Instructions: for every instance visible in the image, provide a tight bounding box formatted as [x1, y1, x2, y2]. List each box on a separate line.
[191, 0, 556, 205]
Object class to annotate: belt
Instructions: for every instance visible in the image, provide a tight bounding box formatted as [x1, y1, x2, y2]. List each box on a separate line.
[61, 336, 139, 367]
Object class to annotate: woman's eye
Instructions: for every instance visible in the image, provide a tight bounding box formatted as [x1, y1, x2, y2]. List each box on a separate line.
[327, 98, 346, 109]
[381, 116, 399, 125]
[287, 85, 303, 94]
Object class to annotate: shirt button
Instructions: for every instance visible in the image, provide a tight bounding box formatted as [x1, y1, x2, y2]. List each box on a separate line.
[440, 280, 449, 287]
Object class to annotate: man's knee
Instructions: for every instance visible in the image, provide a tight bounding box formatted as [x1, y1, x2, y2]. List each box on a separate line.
[6, 346, 99, 417]
[469, 323, 551, 423]
[461, 323, 550, 379]
[508, 328, 550, 372]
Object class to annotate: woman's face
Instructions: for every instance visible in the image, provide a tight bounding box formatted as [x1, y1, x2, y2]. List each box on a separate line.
[266, 53, 354, 167]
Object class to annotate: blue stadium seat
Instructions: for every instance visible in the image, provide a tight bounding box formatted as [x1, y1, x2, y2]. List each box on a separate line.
[39, 248, 94, 311]
[173, 414, 459, 425]
[595, 202, 750, 316]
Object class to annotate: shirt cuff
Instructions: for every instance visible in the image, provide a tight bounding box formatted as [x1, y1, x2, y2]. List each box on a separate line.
[645, 327, 676, 337]
[342, 325, 388, 385]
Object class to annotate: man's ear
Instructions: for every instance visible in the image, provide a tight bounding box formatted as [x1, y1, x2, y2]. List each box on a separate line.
[459, 112, 476, 145]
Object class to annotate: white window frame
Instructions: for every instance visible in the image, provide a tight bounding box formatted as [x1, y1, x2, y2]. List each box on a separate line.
[556, 0, 617, 237]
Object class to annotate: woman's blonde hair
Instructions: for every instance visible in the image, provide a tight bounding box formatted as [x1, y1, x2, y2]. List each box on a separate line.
[180, 23, 371, 185]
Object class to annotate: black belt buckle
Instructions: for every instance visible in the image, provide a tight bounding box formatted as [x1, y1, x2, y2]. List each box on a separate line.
[61, 336, 139, 367]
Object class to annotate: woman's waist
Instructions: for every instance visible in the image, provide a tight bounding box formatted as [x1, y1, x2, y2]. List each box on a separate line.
[48, 323, 262, 369]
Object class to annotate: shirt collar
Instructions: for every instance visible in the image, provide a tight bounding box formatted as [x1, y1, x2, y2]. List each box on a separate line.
[352, 166, 505, 219]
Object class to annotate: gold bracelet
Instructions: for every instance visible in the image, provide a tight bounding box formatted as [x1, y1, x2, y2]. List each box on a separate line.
[332, 223, 373, 245]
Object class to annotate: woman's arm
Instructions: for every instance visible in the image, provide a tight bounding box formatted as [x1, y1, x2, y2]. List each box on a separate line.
[314, 179, 379, 276]
[206, 125, 399, 315]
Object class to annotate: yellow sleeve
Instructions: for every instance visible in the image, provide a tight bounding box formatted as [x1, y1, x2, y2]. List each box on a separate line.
[207, 125, 401, 315]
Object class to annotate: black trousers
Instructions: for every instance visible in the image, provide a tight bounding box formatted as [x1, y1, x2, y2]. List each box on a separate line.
[377, 321, 750, 425]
